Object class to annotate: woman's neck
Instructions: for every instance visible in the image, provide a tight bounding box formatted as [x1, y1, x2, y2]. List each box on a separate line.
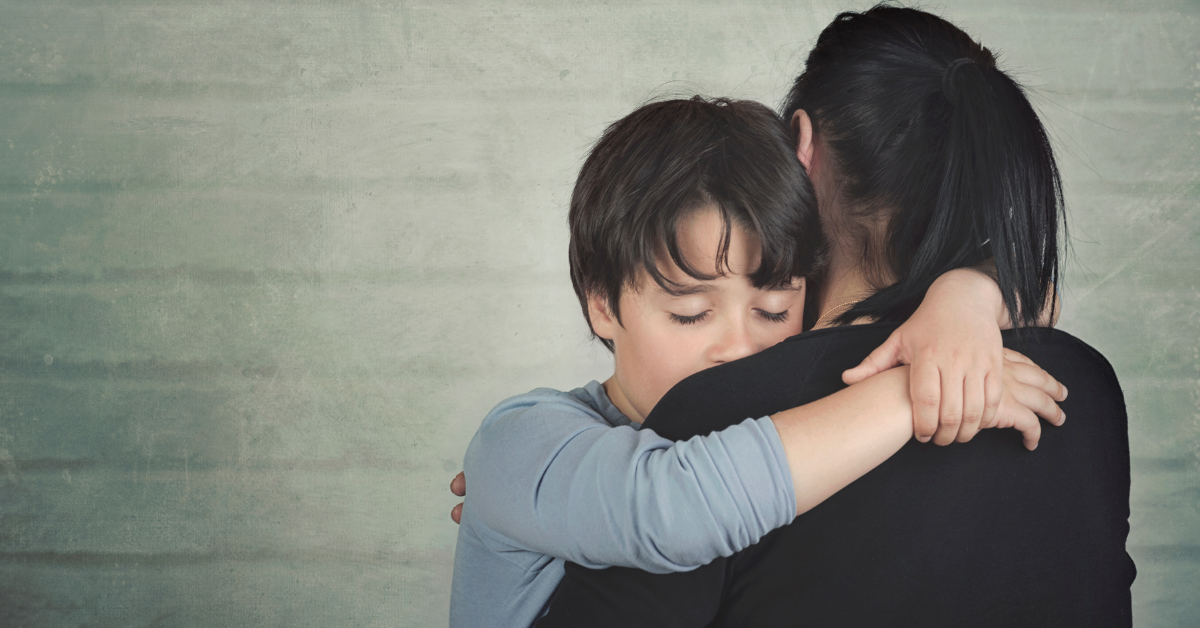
[813, 246, 885, 329]
[810, 170, 896, 328]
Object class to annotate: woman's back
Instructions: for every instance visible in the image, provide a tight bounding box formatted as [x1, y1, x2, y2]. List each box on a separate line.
[538, 324, 1134, 627]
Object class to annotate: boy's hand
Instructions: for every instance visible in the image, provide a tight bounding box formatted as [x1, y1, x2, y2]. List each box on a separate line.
[450, 471, 466, 524]
[989, 348, 1068, 450]
[843, 268, 1008, 445]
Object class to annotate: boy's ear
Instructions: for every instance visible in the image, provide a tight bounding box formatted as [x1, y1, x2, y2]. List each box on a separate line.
[586, 292, 619, 340]
[790, 110, 815, 171]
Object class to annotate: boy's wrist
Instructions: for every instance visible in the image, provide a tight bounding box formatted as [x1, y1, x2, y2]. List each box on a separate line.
[929, 268, 1008, 329]
[834, 365, 914, 434]
[873, 365, 914, 433]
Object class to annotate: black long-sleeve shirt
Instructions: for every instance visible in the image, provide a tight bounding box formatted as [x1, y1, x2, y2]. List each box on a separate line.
[537, 323, 1135, 627]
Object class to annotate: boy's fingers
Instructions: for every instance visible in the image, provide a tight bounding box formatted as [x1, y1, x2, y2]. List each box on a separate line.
[911, 361, 941, 443]
[1019, 412, 1043, 451]
[1003, 348, 1068, 403]
[1002, 348, 1035, 366]
[981, 370, 1002, 430]
[955, 371, 985, 443]
[451, 471, 466, 497]
[1009, 380, 1065, 426]
[997, 390, 1042, 450]
[843, 338, 902, 385]
[1005, 361, 1067, 401]
[992, 387, 1045, 450]
[451, 502, 463, 525]
[932, 368, 963, 446]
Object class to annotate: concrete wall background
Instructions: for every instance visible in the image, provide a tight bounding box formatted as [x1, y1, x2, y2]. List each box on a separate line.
[0, 1, 1196, 626]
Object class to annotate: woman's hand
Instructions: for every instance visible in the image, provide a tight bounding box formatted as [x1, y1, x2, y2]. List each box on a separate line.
[843, 268, 1011, 445]
[450, 471, 466, 524]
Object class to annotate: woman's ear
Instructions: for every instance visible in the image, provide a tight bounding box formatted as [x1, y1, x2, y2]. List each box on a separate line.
[587, 292, 619, 341]
[790, 110, 815, 171]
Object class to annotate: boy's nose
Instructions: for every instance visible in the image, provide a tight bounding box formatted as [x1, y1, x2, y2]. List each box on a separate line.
[710, 321, 757, 364]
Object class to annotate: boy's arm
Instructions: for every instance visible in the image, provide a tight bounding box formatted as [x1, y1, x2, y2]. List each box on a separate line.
[842, 267, 1062, 447]
[463, 391, 797, 573]
[964, 259, 1061, 328]
[464, 357, 1066, 572]
[774, 351, 1066, 514]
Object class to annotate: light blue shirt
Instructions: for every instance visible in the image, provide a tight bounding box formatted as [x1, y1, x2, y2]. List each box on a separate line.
[449, 381, 796, 628]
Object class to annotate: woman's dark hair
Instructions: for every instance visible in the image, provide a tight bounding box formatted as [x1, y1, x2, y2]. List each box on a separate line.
[783, 4, 1063, 327]
[569, 96, 823, 351]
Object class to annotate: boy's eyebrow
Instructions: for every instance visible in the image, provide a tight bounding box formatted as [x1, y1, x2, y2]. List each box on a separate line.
[656, 282, 713, 296]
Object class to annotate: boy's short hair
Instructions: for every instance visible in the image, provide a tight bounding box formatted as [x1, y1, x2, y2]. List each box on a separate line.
[569, 96, 824, 350]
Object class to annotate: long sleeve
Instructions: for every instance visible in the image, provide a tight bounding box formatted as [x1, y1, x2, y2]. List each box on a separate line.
[461, 385, 796, 574]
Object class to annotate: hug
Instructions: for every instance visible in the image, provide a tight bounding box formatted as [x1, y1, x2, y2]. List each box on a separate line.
[452, 5, 1134, 627]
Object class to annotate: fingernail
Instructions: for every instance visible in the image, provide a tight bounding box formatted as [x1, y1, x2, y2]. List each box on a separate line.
[917, 436, 931, 443]
[1061, 386, 1068, 400]
[1059, 411, 1066, 425]
[1030, 442, 1038, 451]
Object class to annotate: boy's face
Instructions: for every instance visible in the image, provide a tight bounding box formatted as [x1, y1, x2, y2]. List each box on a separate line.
[588, 208, 806, 423]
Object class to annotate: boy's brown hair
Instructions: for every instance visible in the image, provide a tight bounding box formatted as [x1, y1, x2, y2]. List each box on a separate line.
[569, 96, 825, 350]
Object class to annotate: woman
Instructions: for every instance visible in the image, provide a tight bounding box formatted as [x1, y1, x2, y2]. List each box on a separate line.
[535, 6, 1134, 627]
[790, 3, 1064, 445]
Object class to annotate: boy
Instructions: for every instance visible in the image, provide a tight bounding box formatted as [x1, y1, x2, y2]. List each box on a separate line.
[449, 97, 1064, 628]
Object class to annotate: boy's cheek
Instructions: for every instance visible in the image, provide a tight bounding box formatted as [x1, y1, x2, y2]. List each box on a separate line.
[631, 348, 699, 414]
[657, 346, 719, 403]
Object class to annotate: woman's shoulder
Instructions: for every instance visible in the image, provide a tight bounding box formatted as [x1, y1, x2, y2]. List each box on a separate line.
[1001, 327, 1124, 393]
[644, 323, 904, 440]
[779, 322, 901, 348]
[661, 323, 902, 398]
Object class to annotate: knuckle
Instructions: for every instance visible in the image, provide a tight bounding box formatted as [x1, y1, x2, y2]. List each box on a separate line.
[917, 393, 941, 408]
[939, 414, 962, 428]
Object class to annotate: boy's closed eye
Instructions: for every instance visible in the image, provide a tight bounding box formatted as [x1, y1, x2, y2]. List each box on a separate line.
[667, 308, 793, 326]
[757, 309, 791, 323]
[669, 311, 710, 325]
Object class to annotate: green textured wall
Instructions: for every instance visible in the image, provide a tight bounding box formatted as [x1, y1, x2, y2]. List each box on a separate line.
[0, 1, 1196, 626]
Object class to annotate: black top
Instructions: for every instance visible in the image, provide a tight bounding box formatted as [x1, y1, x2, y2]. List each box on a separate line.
[537, 324, 1135, 628]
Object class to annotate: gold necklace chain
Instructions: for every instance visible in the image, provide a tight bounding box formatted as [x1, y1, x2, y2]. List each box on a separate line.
[814, 300, 860, 328]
